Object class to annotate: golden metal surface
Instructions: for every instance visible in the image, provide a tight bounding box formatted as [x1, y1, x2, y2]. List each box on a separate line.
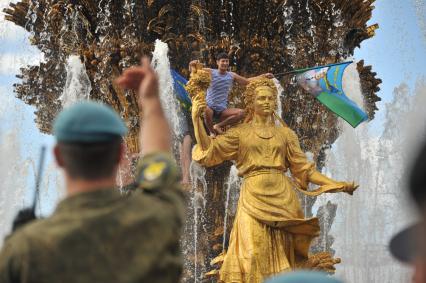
[189, 75, 357, 282]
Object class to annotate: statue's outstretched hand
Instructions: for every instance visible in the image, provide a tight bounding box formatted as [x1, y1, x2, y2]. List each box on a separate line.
[299, 252, 341, 274]
[340, 181, 359, 195]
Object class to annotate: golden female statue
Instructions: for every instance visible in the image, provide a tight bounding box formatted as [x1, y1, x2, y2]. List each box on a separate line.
[188, 70, 358, 283]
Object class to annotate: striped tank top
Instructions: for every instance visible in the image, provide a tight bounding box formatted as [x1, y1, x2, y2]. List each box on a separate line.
[206, 69, 234, 112]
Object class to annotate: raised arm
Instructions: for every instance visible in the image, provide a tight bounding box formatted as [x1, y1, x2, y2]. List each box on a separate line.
[116, 57, 171, 155]
[232, 72, 274, 86]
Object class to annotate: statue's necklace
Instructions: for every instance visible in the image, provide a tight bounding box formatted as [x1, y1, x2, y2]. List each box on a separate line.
[253, 123, 275, 139]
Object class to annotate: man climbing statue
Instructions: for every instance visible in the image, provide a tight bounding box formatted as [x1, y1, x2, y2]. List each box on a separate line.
[189, 52, 273, 136]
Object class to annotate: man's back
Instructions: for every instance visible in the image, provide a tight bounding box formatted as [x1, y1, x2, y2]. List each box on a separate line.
[0, 58, 182, 283]
[0, 156, 185, 283]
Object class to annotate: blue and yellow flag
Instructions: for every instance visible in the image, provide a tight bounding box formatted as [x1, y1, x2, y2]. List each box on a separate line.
[170, 70, 192, 111]
[296, 62, 368, 128]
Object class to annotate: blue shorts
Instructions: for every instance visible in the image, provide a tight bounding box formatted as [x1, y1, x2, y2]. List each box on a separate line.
[213, 109, 223, 120]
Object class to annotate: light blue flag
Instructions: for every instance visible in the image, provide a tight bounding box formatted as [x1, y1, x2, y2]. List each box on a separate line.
[296, 62, 368, 128]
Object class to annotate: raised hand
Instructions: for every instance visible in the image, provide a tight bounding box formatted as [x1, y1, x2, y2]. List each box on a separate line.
[116, 57, 170, 154]
[115, 57, 159, 103]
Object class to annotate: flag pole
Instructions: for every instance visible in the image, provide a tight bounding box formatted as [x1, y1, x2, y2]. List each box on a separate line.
[273, 61, 353, 78]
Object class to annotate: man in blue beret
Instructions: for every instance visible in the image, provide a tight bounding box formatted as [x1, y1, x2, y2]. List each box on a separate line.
[0, 58, 185, 283]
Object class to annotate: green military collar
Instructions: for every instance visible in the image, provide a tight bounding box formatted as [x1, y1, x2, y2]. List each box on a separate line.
[55, 188, 122, 213]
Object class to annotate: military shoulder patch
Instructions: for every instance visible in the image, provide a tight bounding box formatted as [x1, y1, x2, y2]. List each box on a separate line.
[135, 153, 177, 191]
[144, 161, 167, 181]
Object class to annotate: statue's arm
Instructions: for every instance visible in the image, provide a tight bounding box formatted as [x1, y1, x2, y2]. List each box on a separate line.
[190, 96, 239, 166]
[285, 128, 358, 195]
[308, 171, 339, 186]
[191, 96, 211, 150]
[308, 171, 358, 195]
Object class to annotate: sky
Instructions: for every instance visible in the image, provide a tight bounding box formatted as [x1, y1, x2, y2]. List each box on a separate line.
[0, 1, 425, 278]
[354, 0, 426, 132]
[0, 0, 425, 212]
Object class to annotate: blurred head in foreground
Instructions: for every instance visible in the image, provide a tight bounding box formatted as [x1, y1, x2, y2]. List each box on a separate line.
[390, 140, 426, 283]
[264, 271, 343, 283]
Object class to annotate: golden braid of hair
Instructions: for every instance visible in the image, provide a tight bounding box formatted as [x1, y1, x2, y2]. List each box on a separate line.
[243, 78, 278, 123]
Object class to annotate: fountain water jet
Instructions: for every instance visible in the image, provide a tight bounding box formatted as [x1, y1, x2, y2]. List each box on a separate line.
[59, 55, 92, 108]
[3, 0, 384, 281]
[151, 39, 181, 142]
[314, 79, 426, 282]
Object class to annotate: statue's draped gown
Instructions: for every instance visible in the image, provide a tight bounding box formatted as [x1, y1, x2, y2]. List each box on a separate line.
[193, 123, 321, 283]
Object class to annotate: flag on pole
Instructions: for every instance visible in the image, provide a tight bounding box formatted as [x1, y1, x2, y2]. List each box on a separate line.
[170, 69, 192, 111]
[295, 62, 368, 128]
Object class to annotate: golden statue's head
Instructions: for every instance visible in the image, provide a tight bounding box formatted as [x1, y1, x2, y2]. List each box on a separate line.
[185, 68, 211, 100]
[244, 78, 278, 122]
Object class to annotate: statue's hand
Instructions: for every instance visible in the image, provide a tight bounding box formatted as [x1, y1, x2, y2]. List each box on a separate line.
[299, 252, 341, 274]
[340, 181, 359, 195]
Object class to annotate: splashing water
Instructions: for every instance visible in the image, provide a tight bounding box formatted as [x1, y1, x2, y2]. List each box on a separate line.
[151, 40, 181, 143]
[142, 39, 195, 277]
[0, 129, 29, 242]
[222, 165, 241, 250]
[95, 0, 113, 43]
[314, 79, 426, 282]
[0, 91, 61, 243]
[179, 159, 208, 282]
[273, 78, 285, 122]
[59, 55, 92, 108]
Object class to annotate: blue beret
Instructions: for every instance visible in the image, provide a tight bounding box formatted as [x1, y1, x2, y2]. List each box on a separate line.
[264, 271, 343, 283]
[53, 101, 128, 143]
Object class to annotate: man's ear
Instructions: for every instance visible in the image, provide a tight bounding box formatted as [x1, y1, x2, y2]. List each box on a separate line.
[54, 144, 64, 168]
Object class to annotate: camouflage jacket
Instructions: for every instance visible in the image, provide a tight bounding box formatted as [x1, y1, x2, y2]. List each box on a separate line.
[0, 153, 185, 283]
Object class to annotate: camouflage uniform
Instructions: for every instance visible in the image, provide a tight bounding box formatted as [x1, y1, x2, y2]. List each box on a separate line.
[0, 102, 185, 283]
[0, 153, 185, 283]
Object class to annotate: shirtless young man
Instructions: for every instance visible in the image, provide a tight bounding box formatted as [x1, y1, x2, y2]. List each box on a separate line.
[189, 52, 273, 136]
